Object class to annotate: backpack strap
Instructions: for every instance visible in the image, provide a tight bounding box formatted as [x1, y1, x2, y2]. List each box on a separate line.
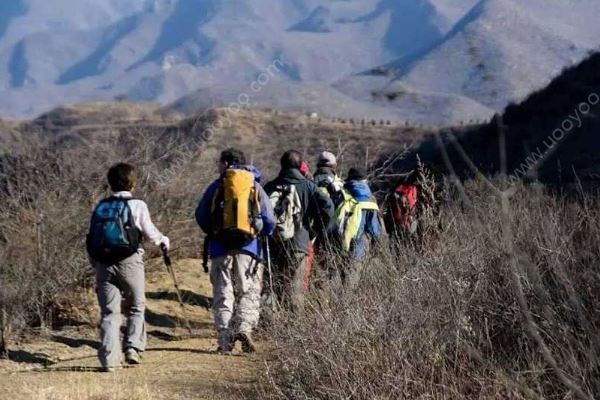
[359, 201, 379, 211]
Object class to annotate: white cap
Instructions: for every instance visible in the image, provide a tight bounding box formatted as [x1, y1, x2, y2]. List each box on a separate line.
[317, 151, 337, 167]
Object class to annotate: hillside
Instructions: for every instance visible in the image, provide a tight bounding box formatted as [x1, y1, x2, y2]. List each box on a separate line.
[8, 105, 428, 179]
[387, 51, 600, 189]
[0, 0, 598, 124]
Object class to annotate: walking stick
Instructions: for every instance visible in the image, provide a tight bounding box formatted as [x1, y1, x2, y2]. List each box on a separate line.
[161, 245, 193, 335]
[202, 236, 210, 274]
[264, 237, 276, 312]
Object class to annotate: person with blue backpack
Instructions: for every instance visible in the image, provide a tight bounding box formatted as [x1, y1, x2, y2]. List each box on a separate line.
[87, 163, 170, 372]
[333, 167, 384, 285]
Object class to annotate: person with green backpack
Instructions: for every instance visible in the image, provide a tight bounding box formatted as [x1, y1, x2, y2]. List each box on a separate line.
[333, 167, 384, 285]
[87, 163, 170, 372]
[195, 148, 275, 354]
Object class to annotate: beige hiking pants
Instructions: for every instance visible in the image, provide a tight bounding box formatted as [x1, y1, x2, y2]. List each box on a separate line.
[210, 253, 263, 348]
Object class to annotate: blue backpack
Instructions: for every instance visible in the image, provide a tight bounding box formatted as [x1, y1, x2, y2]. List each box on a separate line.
[86, 197, 141, 264]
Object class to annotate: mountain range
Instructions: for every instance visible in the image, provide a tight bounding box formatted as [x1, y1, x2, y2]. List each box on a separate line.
[0, 0, 598, 123]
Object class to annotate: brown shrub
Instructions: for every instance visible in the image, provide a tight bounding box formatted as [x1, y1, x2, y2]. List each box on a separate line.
[0, 125, 214, 348]
[260, 180, 600, 399]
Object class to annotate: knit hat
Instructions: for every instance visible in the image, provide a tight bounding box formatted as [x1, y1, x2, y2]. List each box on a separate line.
[316, 151, 337, 167]
[346, 167, 367, 181]
[299, 160, 310, 177]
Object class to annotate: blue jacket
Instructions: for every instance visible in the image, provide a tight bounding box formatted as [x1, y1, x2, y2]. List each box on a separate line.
[344, 180, 383, 259]
[195, 167, 275, 260]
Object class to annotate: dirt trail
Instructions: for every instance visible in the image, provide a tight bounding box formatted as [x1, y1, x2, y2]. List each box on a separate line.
[0, 259, 262, 400]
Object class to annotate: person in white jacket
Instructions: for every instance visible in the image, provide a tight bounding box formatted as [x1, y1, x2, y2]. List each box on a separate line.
[88, 163, 169, 372]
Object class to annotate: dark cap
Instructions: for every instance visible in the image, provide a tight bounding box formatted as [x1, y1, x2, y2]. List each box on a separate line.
[346, 167, 367, 181]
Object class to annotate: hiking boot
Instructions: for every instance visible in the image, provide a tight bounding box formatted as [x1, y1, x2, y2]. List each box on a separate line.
[217, 330, 233, 354]
[215, 345, 233, 355]
[125, 348, 141, 365]
[236, 332, 256, 353]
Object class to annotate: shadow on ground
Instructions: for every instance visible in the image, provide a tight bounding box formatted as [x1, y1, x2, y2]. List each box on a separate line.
[18, 365, 137, 373]
[7, 350, 56, 366]
[51, 335, 100, 350]
[145, 308, 212, 330]
[146, 290, 212, 309]
[145, 347, 218, 356]
[148, 330, 212, 341]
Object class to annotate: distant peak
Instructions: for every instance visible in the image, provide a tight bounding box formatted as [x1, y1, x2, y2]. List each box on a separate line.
[288, 6, 333, 33]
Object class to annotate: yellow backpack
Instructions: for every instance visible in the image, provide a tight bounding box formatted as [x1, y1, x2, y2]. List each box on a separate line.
[211, 168, 261, 248]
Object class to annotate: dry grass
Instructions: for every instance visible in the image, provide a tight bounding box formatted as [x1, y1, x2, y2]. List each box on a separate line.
[259, 179, 600, 399]
[17, 374, 153, 400]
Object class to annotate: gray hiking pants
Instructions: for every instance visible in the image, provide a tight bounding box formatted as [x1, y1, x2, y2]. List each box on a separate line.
[210, 253, 263, 348]
[93, 250, 146, 368]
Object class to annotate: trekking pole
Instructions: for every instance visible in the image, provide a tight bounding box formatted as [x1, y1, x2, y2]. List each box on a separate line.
[264, 237, 276, 313]
[201, 236, 210, 274]
[161, 245, 194, 335]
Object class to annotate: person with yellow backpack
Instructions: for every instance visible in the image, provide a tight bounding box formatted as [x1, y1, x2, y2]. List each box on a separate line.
[195, 148, 275, 354]
[333, 167, 384, 285]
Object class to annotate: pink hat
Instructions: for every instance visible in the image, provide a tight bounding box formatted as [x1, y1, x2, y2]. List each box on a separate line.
[299, 161, 310, 177]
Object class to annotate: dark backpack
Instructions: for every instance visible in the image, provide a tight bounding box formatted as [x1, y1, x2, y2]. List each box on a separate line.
[86, 197, 141, 264]
[314, 172, 344, 208]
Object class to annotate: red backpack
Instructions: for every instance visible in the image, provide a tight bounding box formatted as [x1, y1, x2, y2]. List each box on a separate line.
[391, 184, 418, 230]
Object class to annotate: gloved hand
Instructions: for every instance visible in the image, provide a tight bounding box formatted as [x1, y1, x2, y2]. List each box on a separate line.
[160, 236, 170, 252]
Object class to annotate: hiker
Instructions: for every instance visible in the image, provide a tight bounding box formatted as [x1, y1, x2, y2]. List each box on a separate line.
[313, 151, 344, 208]
[384, 165, 431, 246]
[309, 152, 345, 283]
[86, 163, 170, 372]
[333, 167, 383, 285]
[388, 181, 419, 239]
[195, 148, 275, 354]
[264, 150, 334, 310]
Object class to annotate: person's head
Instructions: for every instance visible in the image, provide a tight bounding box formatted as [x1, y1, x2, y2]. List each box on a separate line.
[107, 163, 136, 192]
[316, 151, 337, 169]
[346, 167, 367, 182]
[280, 150, 303, 170]
[218, 148, 247, 174]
